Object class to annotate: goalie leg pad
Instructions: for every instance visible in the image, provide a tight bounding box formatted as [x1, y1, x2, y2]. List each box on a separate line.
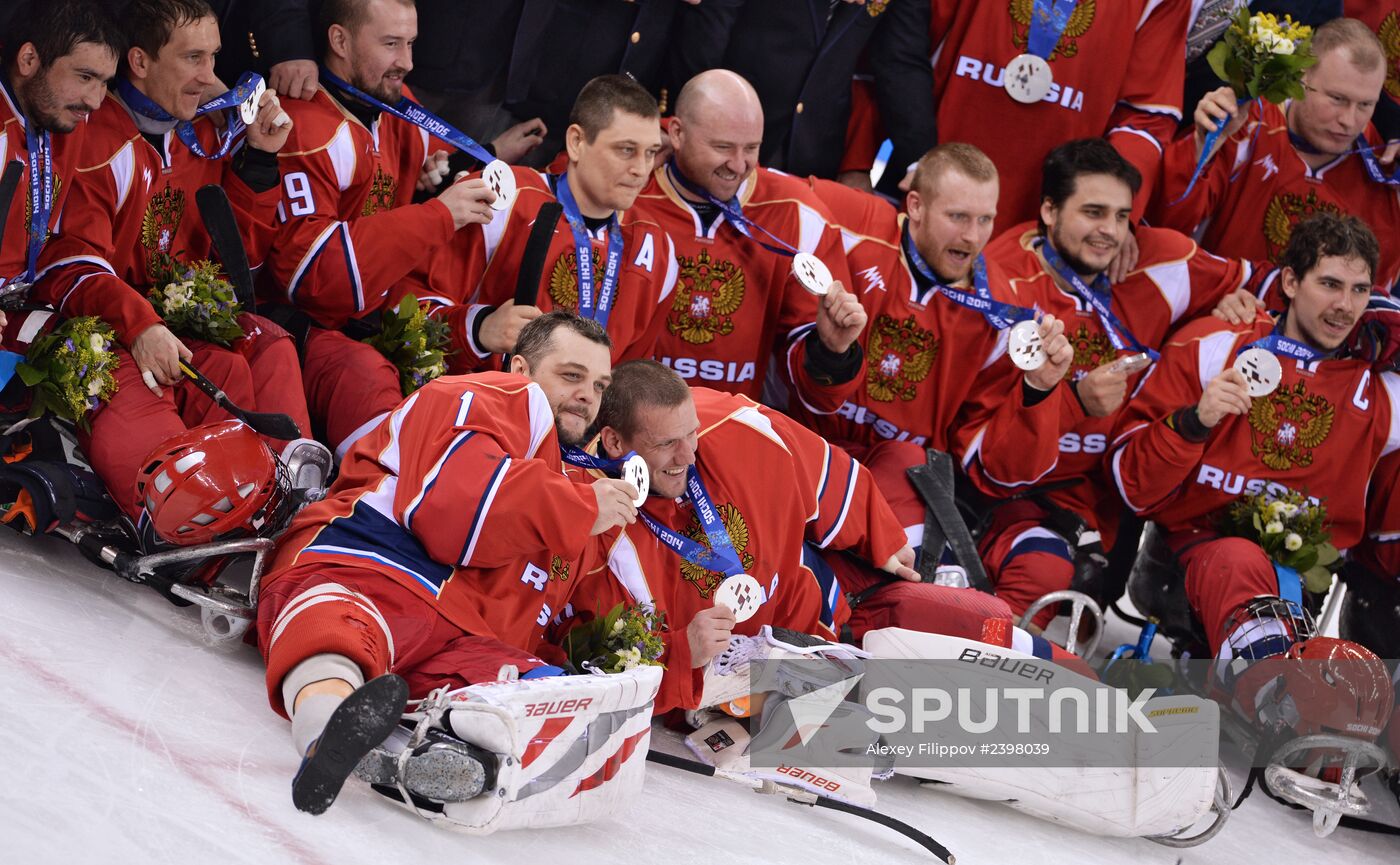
[375, 666, 663, 834]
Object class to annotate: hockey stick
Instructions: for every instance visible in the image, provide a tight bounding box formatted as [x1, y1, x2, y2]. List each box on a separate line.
[195, 184, 257, 312]
[0, 160, 29, 304]
[645, 750, 955, 864]
[502, 201, 564, 369]
[178, 360, 303, 440]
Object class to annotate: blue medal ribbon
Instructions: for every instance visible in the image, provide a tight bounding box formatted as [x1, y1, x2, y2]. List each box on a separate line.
[560, 446, 636, 475]
[1237, 332, 1323, 363]
[902, 230, 1034, 329]
[1287, 128, 1400, 187]
[553, 173, 624, 329]
[1038, 239, 1159, 360]
[1026, 0, 1080, 60]
[1172, 96, 1256, 204]
[318, 68, 495, 166]
[22, 124, 52, 284]
[665, 160, 799, 258]
[116, 73, 263, 160]
[637, 467, 745, 578]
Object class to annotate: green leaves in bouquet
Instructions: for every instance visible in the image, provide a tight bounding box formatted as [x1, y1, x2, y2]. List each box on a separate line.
[1206, 9, 1316, 104]
[362, 294, 452, 396]
[146, 253, 245, 346]
[561, 602, 667, 675]
[1220, 489, 1335, 594]
[15, 316, 120, 432]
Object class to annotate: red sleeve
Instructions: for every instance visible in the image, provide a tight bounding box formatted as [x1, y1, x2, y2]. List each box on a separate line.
[1105, 0, 1189, 216]
[265, 146, 455, 328]
[953, 352, 1072, 494]
[33, 160, 163, 345]
[389, 386, 599, 569]
[1107, 332, 1218, 516]
[1148, 101, 1263, 234]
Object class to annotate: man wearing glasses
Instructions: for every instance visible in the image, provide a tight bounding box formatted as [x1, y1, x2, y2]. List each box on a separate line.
[1151, 17, 1400, 293]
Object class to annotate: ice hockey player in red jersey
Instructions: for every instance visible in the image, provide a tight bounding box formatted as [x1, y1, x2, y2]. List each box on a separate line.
[0, 0, 118, 312]
[1152, 18, 1400, 292]
[629, 70, 868, 409]
[968, 139, 1260, 629]
[408, 74, 678, 372]
[1110, 211, 1399, 663]
[259, 0, 498, 458]
[871, 0, 1188, 230]
[568, 361, 1094, 718]
[257, 312, 643, 817]
[31, 0, 324, 519]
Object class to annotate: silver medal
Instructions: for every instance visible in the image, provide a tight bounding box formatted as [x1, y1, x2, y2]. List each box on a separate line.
[239, 78, 267, 126]
[1008, 319, 1047, 371]
[1004, 53, 1054, 105]
[482, 159, 516, 211]
[792, 252, 833, 296]
[713, 573, 763, 623]
[1233, 348, 1282, 397]
[622, 453, 650, 507]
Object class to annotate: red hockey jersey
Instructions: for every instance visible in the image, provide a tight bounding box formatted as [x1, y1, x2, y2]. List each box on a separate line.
[261, 85, 455, 329]
[567, 388, 909, 714]
[926, 0, 1188, 227]
[1110, 311, 1400, 550]
[269, 371, 601, 652]
[32, 90, 279, 344]
[795, 178, 1068, 486]
[0, 84, 83, 293]
[965, 224, 1255, 545]
[406, 166, 677, 372]
[628, 165, 857, 407]
[1151, 98, 1400, 291]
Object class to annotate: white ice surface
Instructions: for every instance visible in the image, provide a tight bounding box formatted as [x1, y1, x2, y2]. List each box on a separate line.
[2, 529, 1398, 865]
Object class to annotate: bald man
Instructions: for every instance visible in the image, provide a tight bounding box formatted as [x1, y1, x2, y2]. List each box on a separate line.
[629, 70, 867, 412]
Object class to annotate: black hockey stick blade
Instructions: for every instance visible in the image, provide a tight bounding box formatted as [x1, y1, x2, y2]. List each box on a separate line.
[179, 360, 302, 440]
[196, 184, 257, 312]
[0, 160, 23, 243]
[502, 201, 564, 369]
[645, 750, 955, 863]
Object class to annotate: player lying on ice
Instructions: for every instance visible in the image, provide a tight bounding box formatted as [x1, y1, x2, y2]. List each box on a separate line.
[254, 312, 669, 832]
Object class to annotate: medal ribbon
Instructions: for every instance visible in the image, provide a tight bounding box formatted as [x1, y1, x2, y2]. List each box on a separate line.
[116, 73, 263, 160]
[1027, 0, 1080, 60]
[1172, 95, 1256, 204]
[318, 68, 496, 166]
[637, 467, 745, 578]
[1236, 332, 1323, 363]
[22, 124, 52, 284]
[560, 446, 637, 475]
[553, 172, 624, 329]
[1039, 239, 1159, 360]
[665, 159, 799, 258]
[902, 231, 1034, 329]
[1286, 127, 1400, 187]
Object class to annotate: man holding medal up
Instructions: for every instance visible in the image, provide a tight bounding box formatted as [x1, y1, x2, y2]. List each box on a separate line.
[1109, 212, 1400, 662]
[31, 0, 319, 520]
[1151, 18, 1400, 293]
[261, 0, 499, 459]
[411, 73, 680, 372]
[964, 139, 1260, 631]
[629, 69, 869, 411]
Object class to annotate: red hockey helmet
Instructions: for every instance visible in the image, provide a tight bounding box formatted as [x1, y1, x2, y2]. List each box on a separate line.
[135, 421, 290, 546]
[1280, 638, 1394, 740]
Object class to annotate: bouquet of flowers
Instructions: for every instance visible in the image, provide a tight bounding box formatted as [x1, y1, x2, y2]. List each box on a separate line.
[362, 295, 452, 395]
[561, 603, 667, 675]
[1206, 10, 1316, 104]
[147, 254, 244, 346]
[1219, 490, 1338, 594]
[14, 316, 120, 431]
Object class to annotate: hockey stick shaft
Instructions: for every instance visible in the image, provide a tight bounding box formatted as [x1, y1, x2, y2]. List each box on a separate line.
[502, 201, 564, 369]
[0, 160, 23, 245]
[195, 184, 257, 312]
[178, 360, 303, 440]
[645, 750, 955, 863]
